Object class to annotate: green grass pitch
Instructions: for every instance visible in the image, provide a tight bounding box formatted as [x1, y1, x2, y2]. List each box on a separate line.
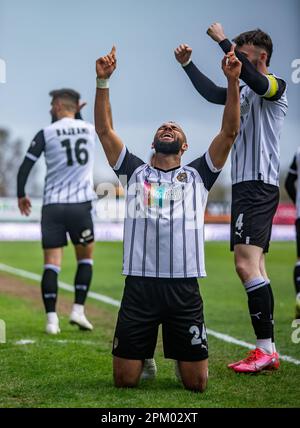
[0, 241, 299, 408]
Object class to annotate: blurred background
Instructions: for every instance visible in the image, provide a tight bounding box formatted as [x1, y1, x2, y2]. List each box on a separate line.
[0, 0, 299, 239]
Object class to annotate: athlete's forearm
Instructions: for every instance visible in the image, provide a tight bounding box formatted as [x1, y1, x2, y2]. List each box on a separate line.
[17, 158, 35, 198]
[219, 39, 269, 95]
[221, 77, 240, 137]
[285, 173, 297, 204]
[94, 88, 113, 137]
[183, 61, 227, 105]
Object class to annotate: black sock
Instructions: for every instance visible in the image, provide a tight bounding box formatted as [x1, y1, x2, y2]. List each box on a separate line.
[244, 278, 272, 340]
[74, 261, 93, 305]
[293, 264, 300, 294]
[266, 282, 275, 343]
[41, 265, 59, 313]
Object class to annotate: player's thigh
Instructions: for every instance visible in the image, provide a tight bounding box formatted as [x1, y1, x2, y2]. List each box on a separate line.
[41, 204, 68, 251]
[112, 276, 160, 360]
[162, 279, 208, 363]
[43, 247, 63, 267]
[234, 244, 263, 265]
[113, 356, 143, 388]
[67, 202, 94, 247]
[231, 182, 279, 252]
[177, 359, 208, 392]
[74, 242, 94, 261]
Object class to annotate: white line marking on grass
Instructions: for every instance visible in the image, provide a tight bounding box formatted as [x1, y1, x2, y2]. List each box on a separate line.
[0, 263, 120, 307]
[14, 339, 97, 347]
[54, 339, 97, 346]
[15, 339, 36, 345]
[1, 262, 300, 366]
[206, 329, 300, 366]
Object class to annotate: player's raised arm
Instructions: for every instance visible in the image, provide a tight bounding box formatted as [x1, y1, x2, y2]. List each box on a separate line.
[94, 46, 124, 167]
[207, 23, 286, 99]
[174, 43, 227, 105]
[208, 48, 241, 169]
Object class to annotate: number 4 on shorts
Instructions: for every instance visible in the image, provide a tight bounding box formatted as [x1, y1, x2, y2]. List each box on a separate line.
[235, 213, 244, 231]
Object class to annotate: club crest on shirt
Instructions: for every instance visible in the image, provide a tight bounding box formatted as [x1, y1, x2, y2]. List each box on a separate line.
[176, 172, 188, 183]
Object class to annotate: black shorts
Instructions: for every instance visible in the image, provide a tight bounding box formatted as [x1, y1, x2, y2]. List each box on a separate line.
[41, 202, 94, 249]
[112, 276, 208, 362]
[296, 219, 300, 258]
[230, 181, 279, 253]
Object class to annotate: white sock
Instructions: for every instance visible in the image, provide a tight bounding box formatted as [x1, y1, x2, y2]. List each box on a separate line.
[296, 292, 300, 301]
[72, 304, 84, 315]
[272, 343, 277, 353]
[256, 339, 273, 354]
[47, 312, 59, 324]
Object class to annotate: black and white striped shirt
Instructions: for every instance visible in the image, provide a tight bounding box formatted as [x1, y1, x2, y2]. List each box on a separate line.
[113, 146, 221, 279]
[232, 79, 288, 186]
[25, 118, 96, 205]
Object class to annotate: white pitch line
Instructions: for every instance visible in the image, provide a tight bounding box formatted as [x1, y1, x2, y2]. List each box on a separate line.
[15, 339, 36, 345]
[0, 262, 120, 307]
[1, 262, 300, 366]
[14, 339, 97, 346]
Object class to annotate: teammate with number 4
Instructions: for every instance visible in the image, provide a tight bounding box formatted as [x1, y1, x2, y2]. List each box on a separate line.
[175, 23, 288, 373]
[17, 89, 96, 334]
[94, 46, 241, 392]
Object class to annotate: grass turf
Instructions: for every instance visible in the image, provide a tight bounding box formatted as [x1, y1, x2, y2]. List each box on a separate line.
[0, 241, 299, 408]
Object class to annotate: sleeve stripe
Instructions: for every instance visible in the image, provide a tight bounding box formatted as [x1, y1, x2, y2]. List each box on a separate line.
[205, 151, 222, 173]
[289, 168, 297, 175]
[25, 153, 38, 162]
[263, 75, 279, 98]
[113, 145, 127, 170]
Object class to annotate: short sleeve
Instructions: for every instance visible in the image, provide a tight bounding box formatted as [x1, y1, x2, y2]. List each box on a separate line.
[25, 130, 45, 162]
[188, 151, 222, 191]
[113, 145, 145, 182]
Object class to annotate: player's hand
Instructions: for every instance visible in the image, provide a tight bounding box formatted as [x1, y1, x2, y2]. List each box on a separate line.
[96, 46, 117, 79]
[174, 44, 192, 65]
[207, 23, 226, 43]
[18, 196, 32, 216]
[222, 46, 242, 80]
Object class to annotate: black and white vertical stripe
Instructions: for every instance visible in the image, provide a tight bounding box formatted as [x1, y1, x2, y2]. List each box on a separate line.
[231, 83, 287, 187]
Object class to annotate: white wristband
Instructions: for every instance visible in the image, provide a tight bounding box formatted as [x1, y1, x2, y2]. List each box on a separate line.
[96, 77, 110, 89]
[181, 58, 192, 68]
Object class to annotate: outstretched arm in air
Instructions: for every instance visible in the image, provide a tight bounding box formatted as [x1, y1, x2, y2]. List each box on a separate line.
[208, 47, 241, 169]
[174, 44, 227, 105]
[94, 46, 124, 167]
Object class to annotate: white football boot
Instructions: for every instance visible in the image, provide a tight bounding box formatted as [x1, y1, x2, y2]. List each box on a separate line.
[70, 304, 93, 331]
[45, 312, 60, 335]
[141, 358, 157, 380]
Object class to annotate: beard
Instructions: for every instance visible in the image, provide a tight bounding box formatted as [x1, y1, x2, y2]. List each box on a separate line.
[153, 138, 181, 155]
[51, 112, 58, 123]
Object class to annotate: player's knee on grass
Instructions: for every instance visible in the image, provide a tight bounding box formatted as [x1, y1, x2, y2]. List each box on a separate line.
[113, 357, 143, 388]
[178, 361, 208, 393]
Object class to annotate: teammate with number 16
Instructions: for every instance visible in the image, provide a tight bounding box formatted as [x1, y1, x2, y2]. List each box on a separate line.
[17, 89, 97, 334]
